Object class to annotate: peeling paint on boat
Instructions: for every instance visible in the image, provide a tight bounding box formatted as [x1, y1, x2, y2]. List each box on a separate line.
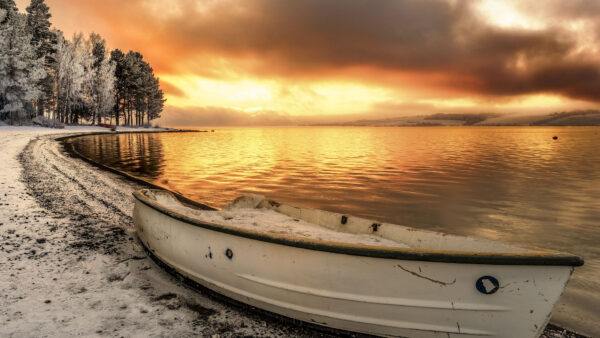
[133, 189, 583, 337]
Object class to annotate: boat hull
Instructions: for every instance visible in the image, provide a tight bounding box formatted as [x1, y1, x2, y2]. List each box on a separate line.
[133, 198, 574, 338]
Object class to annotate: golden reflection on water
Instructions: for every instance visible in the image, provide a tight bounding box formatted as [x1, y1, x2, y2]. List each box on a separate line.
[70, 126, 600, 335]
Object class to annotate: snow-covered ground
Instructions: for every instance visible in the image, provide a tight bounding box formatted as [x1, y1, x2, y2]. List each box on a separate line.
[0, 126, 586, 337]
[0, 126, 319, 337]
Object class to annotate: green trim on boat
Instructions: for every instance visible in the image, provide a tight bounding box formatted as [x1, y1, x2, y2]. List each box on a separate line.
[133, 189, 584, 267]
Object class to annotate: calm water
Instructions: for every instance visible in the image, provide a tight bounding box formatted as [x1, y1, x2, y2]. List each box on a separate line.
[69, 127, 600, 335]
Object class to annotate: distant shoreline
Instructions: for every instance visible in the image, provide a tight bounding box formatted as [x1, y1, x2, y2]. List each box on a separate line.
[301, 111, 600, 127]
[305, 123, 600, 127]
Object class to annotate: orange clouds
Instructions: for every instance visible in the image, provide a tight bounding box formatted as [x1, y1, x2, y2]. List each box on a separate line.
[15, 0, 600, 120]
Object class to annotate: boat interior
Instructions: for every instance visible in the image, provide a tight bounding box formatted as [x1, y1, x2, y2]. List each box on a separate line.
[141, 189, 541, 254]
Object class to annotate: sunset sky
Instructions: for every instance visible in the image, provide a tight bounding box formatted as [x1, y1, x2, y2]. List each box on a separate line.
[15, 0, 600, 125]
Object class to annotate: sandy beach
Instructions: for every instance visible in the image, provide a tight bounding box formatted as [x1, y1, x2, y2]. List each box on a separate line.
[0, 126, 586, 337]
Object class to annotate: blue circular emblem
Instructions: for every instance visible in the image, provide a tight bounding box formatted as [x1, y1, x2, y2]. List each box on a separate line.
[476, 276, 500, 295]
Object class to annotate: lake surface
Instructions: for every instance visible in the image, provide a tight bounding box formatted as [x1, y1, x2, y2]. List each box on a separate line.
[69, 126, 600, 336]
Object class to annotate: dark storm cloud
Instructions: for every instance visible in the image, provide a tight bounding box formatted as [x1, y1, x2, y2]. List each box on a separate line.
[38, 0, 600, 102]
[152, 0, 464, 72]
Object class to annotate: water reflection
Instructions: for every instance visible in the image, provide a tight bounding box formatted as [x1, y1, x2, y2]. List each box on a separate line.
[70, 133, 165, 180]
[71, 127, 600, 335]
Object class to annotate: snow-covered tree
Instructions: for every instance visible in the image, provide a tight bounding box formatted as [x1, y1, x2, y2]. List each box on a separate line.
[54, 32, 93, 124]
[89, 33, 115, 124]
[0, 1, 162, 125]
[0, 9, 46, 122]
[95, 59, 115, 123]
[0, 4, 13, 113]
[26, 0, 57, 116]
[90, 32, 105, 70]
[0, 0, 17, 16]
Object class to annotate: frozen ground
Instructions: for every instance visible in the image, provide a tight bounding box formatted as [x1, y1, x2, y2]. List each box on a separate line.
[1, 126, 323, 337]
[0, 126, 587, 337]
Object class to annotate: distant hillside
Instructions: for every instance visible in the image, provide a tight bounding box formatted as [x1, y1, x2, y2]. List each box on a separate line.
[424, 113, 497, 125]
[314, 110, 600, 127]
[530, 110, 600, 126]
[314, 113, 498, 127]
[478, 110, 600, 126]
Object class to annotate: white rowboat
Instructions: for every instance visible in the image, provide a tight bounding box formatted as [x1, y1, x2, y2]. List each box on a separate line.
[133, 189, 583, 338]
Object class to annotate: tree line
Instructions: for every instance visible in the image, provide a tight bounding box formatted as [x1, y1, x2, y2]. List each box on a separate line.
[0, 0, 165, 126]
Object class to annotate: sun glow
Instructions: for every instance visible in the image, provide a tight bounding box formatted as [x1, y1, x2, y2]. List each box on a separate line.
[420, 98, 479, 108]
[160, 75, 393, 116]
[420, 94, 583, 111]
[161, 75, 274, 108]
[490, 94, 576, 109]
[475, 0, 543, 30]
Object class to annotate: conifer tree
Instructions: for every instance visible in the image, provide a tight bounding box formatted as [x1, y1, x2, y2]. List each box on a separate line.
[109, 51, 164, 126]
[89, 33, 114, 124]
[0, 2, 17, 112]
[109, 48, 125, 125]
[0, 0, 17, 16]
[147, 77, 165, 123]
[26, 0, 57, 116]
[90, 32, 105, 70]
[0, 10, 46, 122]
[123, 51, 142, 125]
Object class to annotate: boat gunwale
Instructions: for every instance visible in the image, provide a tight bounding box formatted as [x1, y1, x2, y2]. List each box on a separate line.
[133, 189, 584, 266]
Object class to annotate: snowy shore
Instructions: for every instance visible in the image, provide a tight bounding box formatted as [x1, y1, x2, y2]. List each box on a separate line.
[0, 126, 586, 337]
